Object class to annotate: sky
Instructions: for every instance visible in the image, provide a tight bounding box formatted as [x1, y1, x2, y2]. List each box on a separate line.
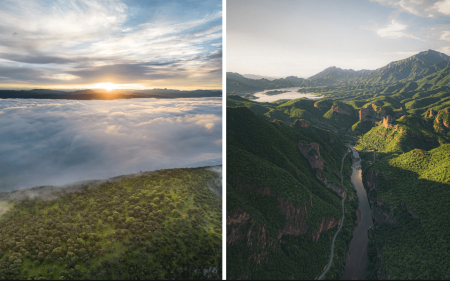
[0, 98, 222, 191]
[227, 0, 450, 78]
[0, 0, 222, 90]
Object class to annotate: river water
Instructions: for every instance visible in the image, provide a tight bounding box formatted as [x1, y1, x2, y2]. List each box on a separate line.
[342, 147, 373, 280]
[251, 87, 321, 102]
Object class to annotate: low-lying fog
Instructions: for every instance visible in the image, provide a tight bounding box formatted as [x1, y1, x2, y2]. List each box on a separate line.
[0, 98, 222, 192]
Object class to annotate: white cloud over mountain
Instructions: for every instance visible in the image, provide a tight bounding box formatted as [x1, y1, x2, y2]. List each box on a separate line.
[0, 97, 222, 191]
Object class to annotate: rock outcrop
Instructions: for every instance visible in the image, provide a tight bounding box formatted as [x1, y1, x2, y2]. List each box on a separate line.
[311, 217, 341, 241]
[359, 104, 386, 122]
[294, 119, 310, 128]
[378, 115, 393, 128]
[331, 104, 351, 115]
[425, 108, 437, 118]
[226, 209, 277, 265]
[298, 141, 325, 170]
[276, 197, 309, 238]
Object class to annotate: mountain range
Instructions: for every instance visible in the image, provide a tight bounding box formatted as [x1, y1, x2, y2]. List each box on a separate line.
[227, 50, 450, 94]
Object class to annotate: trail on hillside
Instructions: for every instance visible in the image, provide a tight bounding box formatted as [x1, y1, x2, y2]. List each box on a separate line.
[318, 149, 349, 280]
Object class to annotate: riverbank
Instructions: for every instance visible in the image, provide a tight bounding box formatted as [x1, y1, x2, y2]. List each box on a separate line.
[342, 147, 373, 280]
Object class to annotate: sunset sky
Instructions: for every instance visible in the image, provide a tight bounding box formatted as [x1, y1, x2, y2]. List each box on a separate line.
[0, 0, 222, 90]
[227, 0, 450, 78]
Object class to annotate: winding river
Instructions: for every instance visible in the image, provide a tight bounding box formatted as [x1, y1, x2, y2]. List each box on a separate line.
[341, 147, 373, 280]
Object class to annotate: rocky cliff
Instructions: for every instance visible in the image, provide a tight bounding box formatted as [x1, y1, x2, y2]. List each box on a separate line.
[377, 115, 393, 128]
[359, 104, 386, 122]
[294, 119, 311, 128]
[331, 104, 351, 115]
[311, 217, 341, 241]
[298, 141, 325, 170]
[425, 108, 437, 118]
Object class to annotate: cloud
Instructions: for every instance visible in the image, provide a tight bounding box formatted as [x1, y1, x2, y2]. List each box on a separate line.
[376, 20, 420, 39]
[0, 98, 222, 191]
[433, 0, 450, 15]
[370, 0, 450, 17]
[440, 31, 450, 41]
[0, 0, 222, 89]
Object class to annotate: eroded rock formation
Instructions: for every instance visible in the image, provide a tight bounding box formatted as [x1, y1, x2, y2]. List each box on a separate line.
[276, 197, 309, 238]
[331, 104, 351, 115]
[226, 209, 277, 265]
[311, 217, 341, 241]
[299, 141, 325, 170]
[294, 119, 311, 128]
[425, 108, 437, 118]
[359, 104, 386, 122]
[377, 115, 393, 128]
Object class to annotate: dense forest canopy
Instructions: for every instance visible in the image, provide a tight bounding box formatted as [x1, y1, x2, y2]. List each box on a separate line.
[0, 167, 222, 280]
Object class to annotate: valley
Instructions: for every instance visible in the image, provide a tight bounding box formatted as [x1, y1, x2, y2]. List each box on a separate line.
[227, 49, 450, 279]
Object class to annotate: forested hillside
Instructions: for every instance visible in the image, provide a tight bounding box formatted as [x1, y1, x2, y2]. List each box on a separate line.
[0, 167, 222, 280]
[361, 145, 450, 279]
[226, 106, 357, 279]
[227, 49, 450, 280]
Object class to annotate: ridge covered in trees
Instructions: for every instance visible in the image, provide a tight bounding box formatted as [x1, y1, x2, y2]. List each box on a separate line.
[226, 106, 357, 279]
[0, 167, 222, 280]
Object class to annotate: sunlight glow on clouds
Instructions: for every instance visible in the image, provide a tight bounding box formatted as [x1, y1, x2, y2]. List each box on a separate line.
[0, 0, 222, 89]
[0, 98, 222, 191]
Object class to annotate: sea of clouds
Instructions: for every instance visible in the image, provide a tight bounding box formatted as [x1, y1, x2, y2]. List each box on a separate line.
[0, 98, 222, 192]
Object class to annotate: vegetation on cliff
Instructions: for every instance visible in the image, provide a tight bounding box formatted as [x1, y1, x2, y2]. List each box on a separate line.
[226, 106, 357, 279]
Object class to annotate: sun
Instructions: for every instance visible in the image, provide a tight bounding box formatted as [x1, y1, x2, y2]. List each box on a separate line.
[93, 82, 118, 91]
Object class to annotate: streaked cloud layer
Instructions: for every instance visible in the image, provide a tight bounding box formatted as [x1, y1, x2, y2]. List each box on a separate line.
[0, 0, 222, 89]
[227, 0, 450, 78]
[0, 98, 222, 191]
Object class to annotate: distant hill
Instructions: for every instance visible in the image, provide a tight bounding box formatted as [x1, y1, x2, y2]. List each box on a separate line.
[308, 66, 374, 86]
[227, 50, 450, 94]
[241, 74, 281, 80]
[226, 72, 310, 94]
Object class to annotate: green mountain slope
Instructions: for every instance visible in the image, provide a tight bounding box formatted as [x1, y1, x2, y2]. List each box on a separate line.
[0, 167, 222, 280]
[227, 106, 358, 279]
[227, 95, 360, 135]
[361, 145, 450, 279]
